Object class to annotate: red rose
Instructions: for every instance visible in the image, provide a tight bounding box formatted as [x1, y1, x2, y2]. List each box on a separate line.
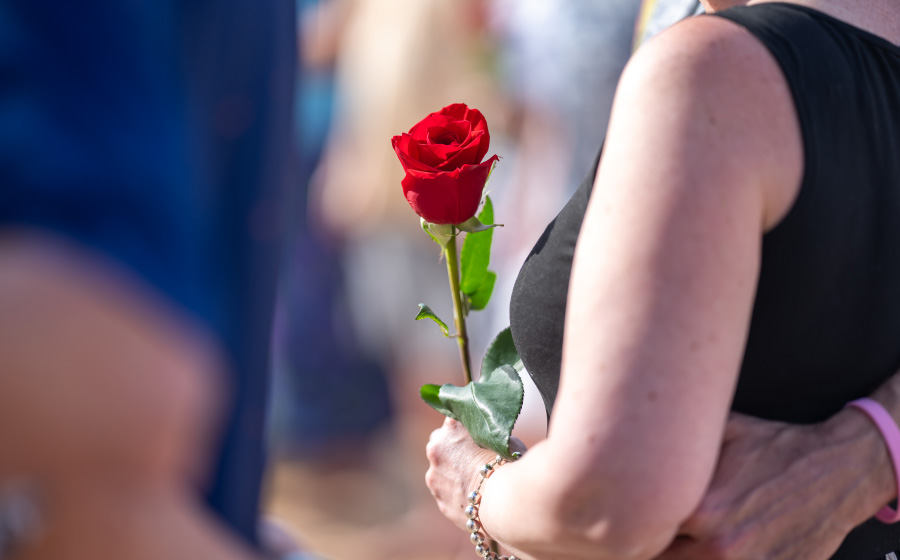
[392, 103, 499, 225]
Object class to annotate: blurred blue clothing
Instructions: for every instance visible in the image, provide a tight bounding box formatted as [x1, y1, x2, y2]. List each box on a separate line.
[0, 0, 295, 548]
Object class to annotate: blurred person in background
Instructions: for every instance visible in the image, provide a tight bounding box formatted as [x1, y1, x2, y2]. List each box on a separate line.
[265, 1, 504, 558]
[268, 0, 393, 466]
[482, 0, 644, 440]
[487, 0, 642, 232]
[0, 0, 315, 558]
[634, 0, 704, 46]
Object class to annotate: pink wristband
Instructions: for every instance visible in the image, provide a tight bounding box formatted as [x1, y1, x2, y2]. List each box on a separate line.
[845, 398, 900, 523]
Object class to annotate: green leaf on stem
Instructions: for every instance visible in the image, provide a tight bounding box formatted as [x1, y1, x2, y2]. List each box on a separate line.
[467, 271, 496, 311]
[420, 383, 454, 417]
[459, 198, 498, 247]
[460, 197, 493, 292]
[457, 216, 501, 234]
[420, 326, 525, 458]
[481, 326, 523, 377]
[419, 365, 524, 458]
[460, 197, 498, 312]
[415, 304, 450, 337]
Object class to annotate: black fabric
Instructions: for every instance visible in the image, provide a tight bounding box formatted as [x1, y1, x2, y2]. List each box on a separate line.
[508, 4, 900, 558]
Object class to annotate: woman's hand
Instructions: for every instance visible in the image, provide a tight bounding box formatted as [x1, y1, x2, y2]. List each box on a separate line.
[425, 417, 526, 531]
[656, 411, 894, 560]
[425, 418, 498, 530]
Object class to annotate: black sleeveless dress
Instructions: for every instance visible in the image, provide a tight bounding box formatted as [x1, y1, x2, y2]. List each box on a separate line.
[508, 4, 900, 559]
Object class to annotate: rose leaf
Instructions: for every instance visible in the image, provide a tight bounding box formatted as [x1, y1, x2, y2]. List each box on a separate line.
[460, 197, 495, 294]
[457, 216, 501, 234]
[419, 364, 524, 459]
[467, 270, 496, 311]
[481, 326, 524, 378]
[420, 384, 454, 417]
[415, 304, 450, 337]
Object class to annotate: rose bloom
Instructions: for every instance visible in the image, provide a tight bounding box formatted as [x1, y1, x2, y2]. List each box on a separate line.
[392, 103, 499, 225]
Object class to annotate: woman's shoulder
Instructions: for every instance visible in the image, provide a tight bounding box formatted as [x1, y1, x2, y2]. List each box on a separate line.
[611, 12, 803, 230]
[628, 11, 774, 87]
[620, 12, 789, 128]
[637, 3, 897, 87]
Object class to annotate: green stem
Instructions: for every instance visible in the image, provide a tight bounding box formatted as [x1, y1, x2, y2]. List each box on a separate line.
[445, 227, 499, 555]
[444, 227, 473, 384]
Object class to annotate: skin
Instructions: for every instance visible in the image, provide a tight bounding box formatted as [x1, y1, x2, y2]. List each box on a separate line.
[0, 232, 262, 559]
[655, 410, 895, 560]
[426, 1, 900, 559]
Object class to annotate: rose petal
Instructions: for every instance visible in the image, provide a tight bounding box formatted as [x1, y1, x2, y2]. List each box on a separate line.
[439, 106, 489, 163]
[427, 121, 471, 146]
[438, 103, 476, 122]
[418, 142, 461, 168]
[427, 128, 461, 146]
[441, 104, 488, 135]
[401, 155, 499, 224]
[437, 130, 487, 170]
[403, 104, 491, 165]
[393, 134, 438, 172]
[410, 114, 454, 142]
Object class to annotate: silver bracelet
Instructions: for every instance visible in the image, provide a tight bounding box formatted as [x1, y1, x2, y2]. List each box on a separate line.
[465, 452, 522, 560]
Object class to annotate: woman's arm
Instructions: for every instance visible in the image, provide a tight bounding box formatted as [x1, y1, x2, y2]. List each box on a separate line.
[428, 15, 803, 560]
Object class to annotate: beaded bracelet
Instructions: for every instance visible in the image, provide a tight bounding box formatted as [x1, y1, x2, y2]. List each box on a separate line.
[464, 451, 522, 560]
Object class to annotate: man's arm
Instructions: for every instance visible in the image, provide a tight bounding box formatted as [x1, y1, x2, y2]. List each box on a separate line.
[0, 232, 261, 560]
[656, 390, 898, 560]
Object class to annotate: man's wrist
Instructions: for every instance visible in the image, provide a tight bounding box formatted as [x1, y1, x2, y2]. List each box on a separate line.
[822, 405, 897, 528]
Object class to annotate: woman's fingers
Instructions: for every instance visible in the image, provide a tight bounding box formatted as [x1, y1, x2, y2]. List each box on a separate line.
[424, 417, 505, 530]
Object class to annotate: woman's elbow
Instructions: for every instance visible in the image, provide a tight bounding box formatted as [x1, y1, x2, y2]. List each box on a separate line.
[538, 472, 697, 560]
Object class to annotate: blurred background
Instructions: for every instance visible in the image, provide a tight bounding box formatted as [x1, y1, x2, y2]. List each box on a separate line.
[263, 0, 643, 558]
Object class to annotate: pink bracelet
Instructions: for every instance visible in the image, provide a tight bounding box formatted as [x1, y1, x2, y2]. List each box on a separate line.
[845, 398, 900, 523]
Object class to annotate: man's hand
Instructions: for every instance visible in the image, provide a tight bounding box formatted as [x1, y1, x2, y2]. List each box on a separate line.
[657, 411, 895, 560]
